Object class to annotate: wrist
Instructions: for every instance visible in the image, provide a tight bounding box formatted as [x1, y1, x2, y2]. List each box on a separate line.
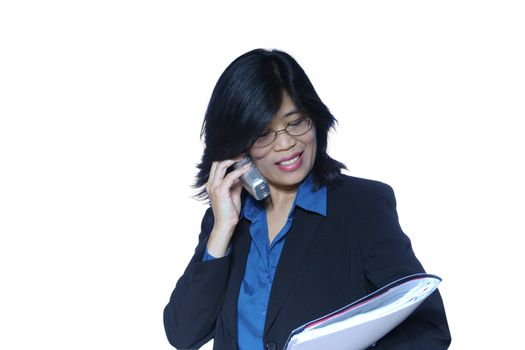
[206, 226, 234, 257]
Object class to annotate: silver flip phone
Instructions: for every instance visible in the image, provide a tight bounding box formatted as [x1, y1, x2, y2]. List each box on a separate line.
[232, 157, 270, 201]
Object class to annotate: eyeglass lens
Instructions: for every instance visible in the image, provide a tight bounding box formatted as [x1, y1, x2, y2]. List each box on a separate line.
[253, 118, 311, 148]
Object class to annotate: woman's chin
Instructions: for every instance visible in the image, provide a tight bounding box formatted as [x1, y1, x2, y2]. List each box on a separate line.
[267, 172, 308, 191]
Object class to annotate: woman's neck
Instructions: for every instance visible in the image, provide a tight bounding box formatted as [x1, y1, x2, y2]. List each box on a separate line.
[265, 183, 298, 212]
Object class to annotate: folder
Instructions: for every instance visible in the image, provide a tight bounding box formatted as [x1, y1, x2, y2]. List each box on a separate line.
[283, 273, 441, 350]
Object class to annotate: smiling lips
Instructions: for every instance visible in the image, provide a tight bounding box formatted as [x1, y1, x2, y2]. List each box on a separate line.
[276, 151, 303, 171]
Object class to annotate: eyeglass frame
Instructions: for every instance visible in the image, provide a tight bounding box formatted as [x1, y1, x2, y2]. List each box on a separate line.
[249, 117, 314, 149]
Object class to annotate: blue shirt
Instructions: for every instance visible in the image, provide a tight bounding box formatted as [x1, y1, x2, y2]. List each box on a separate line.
[203, 172, 326, 350]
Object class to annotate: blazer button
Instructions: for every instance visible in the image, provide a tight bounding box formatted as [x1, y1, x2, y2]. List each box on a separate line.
[265, 342, 276, 350]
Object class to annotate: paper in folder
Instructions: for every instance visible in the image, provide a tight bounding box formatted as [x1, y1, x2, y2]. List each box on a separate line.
[283, 273, 441, 350]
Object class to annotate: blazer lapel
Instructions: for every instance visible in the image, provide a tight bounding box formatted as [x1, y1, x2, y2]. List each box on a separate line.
[264, 207, 324, 333]
[224, 218, 251, 348]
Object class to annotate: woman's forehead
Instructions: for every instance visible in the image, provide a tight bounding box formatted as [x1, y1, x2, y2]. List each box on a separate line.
[266, 110, 301, 129]
[266, 93, 301, 126]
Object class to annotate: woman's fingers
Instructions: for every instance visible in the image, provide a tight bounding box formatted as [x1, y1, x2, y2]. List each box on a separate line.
[213, 159, 236, 187]
[206, 160, 226, 193]
[207, 161, 220, 192]
[205, 157, 250, 230]
[209, 161, 218, 183]
[222, 162, 250, 189]
[207, 157, 246, 193]
[230, 177, 245, 211]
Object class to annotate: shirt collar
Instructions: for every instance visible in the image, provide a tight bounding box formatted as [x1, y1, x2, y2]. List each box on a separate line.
[242, 172, 327, 221]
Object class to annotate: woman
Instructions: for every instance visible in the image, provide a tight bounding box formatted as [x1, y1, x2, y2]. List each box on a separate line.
[164, 48, 451, 350]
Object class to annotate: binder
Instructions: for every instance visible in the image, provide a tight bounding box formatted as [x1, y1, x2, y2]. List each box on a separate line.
[283, 273, 441, 350]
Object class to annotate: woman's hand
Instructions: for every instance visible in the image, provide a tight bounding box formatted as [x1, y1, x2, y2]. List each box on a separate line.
[205, 157, 251, 257]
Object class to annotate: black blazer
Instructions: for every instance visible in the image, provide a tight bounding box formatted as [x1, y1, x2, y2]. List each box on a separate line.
[164, 175, 451, 350]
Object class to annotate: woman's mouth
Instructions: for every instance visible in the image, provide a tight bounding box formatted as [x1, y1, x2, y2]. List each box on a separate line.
[276, 152, 303, 171]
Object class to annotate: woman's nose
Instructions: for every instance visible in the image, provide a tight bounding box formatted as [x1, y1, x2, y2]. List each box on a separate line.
[273, 131, 296, 150]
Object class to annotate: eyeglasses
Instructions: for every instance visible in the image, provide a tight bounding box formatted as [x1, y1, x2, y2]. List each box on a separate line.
[251, 117, 313, 148]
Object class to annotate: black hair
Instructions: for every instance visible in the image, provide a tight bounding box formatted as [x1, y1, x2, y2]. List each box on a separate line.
[193, 48, 346, 200]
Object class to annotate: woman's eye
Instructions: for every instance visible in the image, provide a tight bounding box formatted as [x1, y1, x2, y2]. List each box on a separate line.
[288, 119, 304, 127]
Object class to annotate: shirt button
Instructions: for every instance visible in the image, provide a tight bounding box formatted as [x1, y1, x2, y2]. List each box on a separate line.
[265, 342, 276, 350]
[262, 311, 266, 317]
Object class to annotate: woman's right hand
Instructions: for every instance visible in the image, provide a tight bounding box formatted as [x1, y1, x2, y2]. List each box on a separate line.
[205, 157, 251, 257]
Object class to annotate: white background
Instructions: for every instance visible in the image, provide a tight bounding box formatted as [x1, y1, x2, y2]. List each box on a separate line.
[1, 1, 524, 349]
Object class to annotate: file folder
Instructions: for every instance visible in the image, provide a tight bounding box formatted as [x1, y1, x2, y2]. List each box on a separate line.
[283, 273, 441, 350]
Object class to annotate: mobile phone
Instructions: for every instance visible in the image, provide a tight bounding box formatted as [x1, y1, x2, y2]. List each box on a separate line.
[232, 157, 270, 200]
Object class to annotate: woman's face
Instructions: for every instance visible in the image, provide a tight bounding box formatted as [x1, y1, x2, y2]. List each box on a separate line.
[248, 92, 317, 192]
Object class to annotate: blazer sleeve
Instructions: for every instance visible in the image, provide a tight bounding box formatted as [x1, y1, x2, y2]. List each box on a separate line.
[359, 184, 452, 349]
[163, 207, 231, 349]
